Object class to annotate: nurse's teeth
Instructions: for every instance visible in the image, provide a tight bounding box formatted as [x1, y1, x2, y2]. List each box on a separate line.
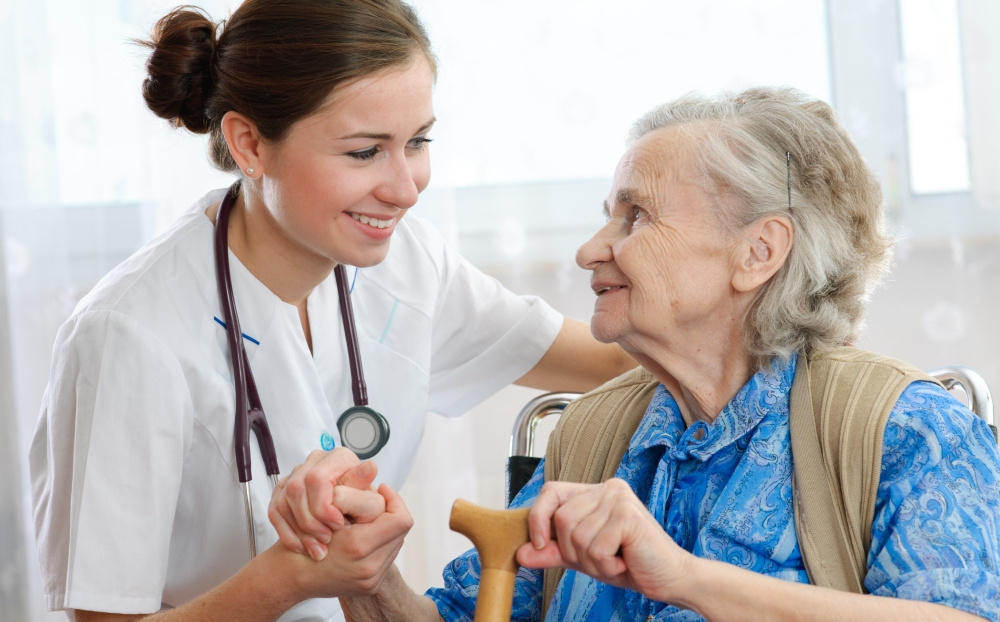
[350, 212, 395, 229]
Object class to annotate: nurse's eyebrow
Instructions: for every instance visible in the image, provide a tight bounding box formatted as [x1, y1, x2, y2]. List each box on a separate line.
[338, 117, 436, 141]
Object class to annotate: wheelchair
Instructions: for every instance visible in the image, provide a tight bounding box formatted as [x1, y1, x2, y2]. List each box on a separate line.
[505, 365, 997, 507]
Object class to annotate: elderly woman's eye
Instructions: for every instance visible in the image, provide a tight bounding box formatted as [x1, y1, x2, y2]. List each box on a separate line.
[632, 207, 649, 223]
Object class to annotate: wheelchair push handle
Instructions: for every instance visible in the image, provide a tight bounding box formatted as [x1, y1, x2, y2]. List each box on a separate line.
[927, 366, 995, 431]
[506, 393, 581, 507]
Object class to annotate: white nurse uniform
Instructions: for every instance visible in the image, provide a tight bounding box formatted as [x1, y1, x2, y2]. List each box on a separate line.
[30, 189, 562, 621]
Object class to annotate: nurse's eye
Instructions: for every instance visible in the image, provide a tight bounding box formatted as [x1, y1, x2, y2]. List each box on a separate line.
[347, 147, 380, 161]
[407, 137, 433, 151]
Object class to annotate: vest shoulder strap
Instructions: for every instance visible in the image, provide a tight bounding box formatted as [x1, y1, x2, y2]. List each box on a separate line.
[790, 346, 940, 592]
[541, 366, 659, 614]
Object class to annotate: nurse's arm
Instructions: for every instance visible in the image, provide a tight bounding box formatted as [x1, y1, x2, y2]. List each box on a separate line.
[75, 483, 413, 622]
[515, 317, 636, 392]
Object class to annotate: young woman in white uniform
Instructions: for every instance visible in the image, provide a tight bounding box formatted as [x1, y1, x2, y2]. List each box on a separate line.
[29, 2, 635, 621]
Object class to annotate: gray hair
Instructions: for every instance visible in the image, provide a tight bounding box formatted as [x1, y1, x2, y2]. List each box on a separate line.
[628, 87, 892, 363]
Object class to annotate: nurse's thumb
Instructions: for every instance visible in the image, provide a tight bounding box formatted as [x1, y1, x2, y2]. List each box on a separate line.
[337, 460, 378, 490]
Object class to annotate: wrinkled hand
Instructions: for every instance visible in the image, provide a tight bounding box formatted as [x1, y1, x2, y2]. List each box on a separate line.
[515, 479, 692, 602]
[269, 448, 386, 560]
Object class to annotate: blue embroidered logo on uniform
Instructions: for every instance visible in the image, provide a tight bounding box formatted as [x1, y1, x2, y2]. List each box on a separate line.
[320, 432, 335, 451]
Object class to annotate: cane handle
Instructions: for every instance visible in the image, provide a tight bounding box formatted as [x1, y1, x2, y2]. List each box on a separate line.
[449, 499, 531, 622]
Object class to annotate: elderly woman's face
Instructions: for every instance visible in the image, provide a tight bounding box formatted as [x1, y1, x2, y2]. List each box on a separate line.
[577, 128, 742, 351]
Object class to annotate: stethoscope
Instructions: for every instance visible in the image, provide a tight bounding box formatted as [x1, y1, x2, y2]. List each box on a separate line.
[214, 181, 391, 559]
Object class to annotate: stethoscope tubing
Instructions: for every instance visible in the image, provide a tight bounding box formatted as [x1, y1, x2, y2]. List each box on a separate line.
[214, 181, 389, 560]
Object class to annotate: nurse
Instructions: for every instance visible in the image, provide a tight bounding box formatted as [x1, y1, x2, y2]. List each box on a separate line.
[29, 1, 635, 621]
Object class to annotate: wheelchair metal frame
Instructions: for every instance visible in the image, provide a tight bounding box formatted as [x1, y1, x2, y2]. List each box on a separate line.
[510, 366, 996, 460]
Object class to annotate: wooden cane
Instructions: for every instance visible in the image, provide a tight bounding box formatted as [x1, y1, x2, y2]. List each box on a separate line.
[449, 499, 531, 622]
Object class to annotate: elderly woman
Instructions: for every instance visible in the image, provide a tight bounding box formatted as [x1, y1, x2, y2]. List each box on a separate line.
[275, 88, 1000, 621]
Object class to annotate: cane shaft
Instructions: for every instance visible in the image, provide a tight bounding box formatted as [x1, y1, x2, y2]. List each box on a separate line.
[474, 569, 517, 622]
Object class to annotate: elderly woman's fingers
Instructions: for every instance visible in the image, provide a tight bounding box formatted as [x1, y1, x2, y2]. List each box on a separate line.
[517, 538, 566, 569]
[550, 491, 606, 567]
[574, 508, 628, 580]
[528, 481, 596, 549]
[331, 485, 387, 524]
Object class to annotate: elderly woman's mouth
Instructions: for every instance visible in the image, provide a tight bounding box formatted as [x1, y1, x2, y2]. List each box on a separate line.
[594, 285, 627, 296]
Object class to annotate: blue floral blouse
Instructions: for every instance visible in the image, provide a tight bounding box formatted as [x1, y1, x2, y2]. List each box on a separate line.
[426, 354, 1000, 621]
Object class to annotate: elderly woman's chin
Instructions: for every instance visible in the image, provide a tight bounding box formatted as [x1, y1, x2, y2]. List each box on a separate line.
[588, 300, 632, 346]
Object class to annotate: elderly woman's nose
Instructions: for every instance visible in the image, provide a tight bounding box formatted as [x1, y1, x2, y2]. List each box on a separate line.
[576, 224, 615, 270]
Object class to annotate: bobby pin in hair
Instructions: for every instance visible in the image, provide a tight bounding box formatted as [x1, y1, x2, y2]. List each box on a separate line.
[786, 151, 792, 210]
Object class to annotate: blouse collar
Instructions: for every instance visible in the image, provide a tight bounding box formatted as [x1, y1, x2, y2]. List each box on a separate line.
[627, 352, 798, 462]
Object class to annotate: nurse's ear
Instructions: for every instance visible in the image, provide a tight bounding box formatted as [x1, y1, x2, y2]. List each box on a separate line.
[221, 111, 266, 179]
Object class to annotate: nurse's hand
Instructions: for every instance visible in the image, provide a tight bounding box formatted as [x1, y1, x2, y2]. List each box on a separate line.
[269, 448, 386, 560]
[276, 482, 414, 600]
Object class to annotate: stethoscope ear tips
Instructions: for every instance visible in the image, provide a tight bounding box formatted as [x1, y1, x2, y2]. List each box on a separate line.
[337, 406, 390, 460]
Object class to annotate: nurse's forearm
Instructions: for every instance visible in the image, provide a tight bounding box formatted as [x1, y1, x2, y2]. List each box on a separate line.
[74, 545, 321, 622]
[516, 318, 637, 392]
[340, 565, 442, 622]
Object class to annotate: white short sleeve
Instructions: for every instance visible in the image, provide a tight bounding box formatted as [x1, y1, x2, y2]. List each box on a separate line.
[426, 242, 562, 417]
[30, 309, 193, 614]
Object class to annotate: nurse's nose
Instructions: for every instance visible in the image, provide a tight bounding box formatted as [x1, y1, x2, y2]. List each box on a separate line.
[374, 152, 420, 209]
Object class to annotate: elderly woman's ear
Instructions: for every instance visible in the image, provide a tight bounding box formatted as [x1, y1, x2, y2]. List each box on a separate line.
[731, 215, 793, 293]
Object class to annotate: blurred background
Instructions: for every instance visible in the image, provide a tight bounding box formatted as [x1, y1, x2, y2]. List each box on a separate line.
[1, 0, 999, 618]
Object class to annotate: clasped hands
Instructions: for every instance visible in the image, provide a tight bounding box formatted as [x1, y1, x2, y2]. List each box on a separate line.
[268, 449, 693, 603]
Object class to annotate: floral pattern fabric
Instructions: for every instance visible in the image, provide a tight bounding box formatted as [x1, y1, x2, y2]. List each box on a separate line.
[426, 354, 1000, 621]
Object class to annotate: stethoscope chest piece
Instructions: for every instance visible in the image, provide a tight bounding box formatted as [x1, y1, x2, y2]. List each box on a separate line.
[337, 406, 390, 460]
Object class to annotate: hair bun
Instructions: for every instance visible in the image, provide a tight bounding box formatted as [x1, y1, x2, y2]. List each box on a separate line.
[141, 7, 217, 134]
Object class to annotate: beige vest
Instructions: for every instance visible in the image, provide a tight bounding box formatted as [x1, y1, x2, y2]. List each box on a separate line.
[540, 347, 940, 615]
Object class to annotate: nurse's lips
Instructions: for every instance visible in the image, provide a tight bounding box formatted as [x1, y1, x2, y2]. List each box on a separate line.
[349, 212, 396, 230]
[348, 211, 397, 240]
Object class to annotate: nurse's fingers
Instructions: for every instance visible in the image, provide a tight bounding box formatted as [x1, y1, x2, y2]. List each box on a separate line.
[311, 460, 378, 527]
[336, 460, 378, 490]
[301, 449, 365, 527]
[270, 494, 330, 559]
[286, 467, 340, 533]
[330, 486, 386, 524]
[269, 482, 304, 554]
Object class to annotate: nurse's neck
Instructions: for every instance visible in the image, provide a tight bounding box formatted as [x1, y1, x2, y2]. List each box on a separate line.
[207, 191, 328, 352]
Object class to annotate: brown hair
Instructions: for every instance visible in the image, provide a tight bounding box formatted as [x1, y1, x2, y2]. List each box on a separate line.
[141, 0, 435, 172]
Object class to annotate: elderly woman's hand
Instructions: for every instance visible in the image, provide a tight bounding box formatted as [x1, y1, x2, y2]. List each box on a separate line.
[516, 479, 693, 603]
[268, 448, 388, 561]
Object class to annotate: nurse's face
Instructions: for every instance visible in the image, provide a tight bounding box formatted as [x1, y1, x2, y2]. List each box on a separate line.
[256, 55, 435, 268]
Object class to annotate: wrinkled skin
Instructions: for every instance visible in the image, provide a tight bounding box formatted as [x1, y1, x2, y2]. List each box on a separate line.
[576, 126, 791, 424]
